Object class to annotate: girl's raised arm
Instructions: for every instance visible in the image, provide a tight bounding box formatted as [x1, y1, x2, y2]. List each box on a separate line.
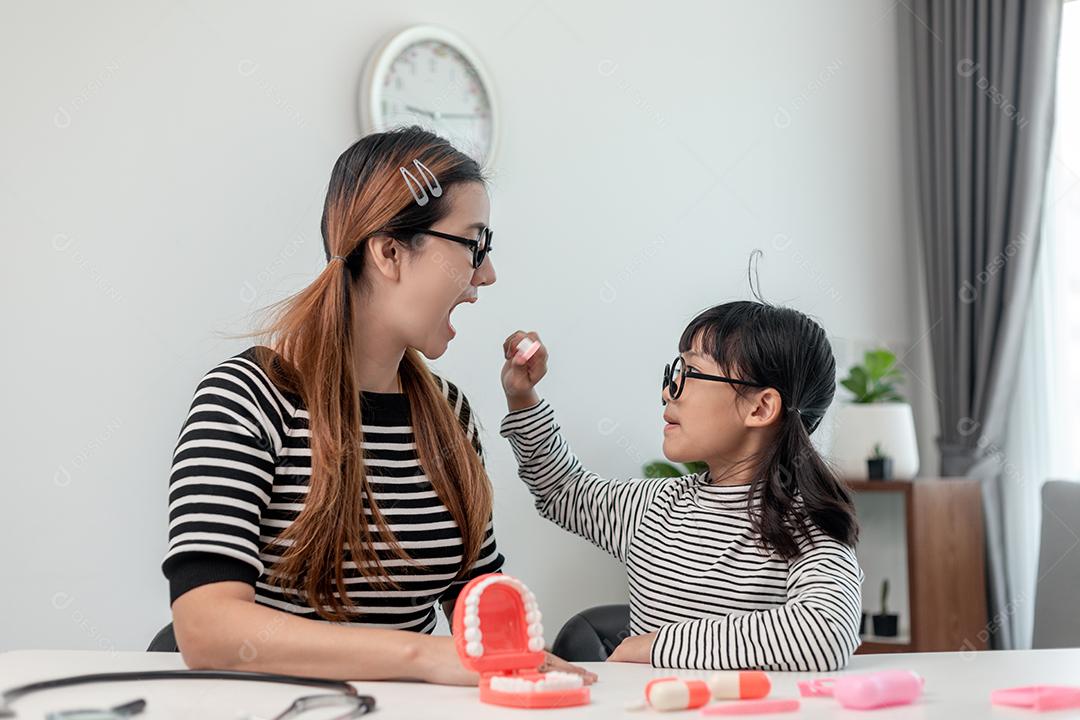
[500, 398, 672, 563]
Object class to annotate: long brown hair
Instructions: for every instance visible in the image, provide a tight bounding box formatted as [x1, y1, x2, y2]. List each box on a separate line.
[256, 127, 491, 621]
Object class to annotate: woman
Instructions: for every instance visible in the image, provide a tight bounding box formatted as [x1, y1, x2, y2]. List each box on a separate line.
[162, 127, 595, 686]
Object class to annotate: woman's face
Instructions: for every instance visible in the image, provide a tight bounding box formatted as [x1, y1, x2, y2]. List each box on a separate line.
[397, 182, 495, 360]
[660, 337, 778, 469]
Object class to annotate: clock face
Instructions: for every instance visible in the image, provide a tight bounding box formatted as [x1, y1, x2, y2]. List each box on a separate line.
[377, 39, 494, 166]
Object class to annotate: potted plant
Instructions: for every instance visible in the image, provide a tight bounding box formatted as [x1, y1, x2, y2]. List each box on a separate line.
[872, 578, 899, 637]
[644, 460, 709, 478]
[867, 443, 894, 480]
[831, 348, 920, 479]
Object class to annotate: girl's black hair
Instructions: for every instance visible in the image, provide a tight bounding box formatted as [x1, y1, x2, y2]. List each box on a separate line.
[679, 262, 858, 558]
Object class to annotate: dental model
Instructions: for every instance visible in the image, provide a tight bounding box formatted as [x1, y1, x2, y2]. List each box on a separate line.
[514, 337, 541, 364]
[452, 573, 591, 709]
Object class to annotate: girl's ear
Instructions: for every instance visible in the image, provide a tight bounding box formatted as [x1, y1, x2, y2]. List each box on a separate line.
[745, 387, 783, 429]
[366, 234, 402, 281]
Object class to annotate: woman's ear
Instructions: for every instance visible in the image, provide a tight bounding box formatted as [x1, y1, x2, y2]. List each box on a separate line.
[745, 387, 783, 429]
[366, 234, 401, 281]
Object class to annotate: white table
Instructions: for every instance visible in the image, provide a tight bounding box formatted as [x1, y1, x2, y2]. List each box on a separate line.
[1, 649, 1077, 718]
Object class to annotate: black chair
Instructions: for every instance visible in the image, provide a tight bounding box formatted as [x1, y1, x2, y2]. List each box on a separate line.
[147, 622, 179, 652]
[551, 604, 631, 662]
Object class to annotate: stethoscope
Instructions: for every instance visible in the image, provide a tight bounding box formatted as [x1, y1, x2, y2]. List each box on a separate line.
[0, 669, 375, 719]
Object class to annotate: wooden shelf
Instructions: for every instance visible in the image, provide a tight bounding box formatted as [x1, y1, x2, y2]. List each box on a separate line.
[856, 640, 915, 655]
[845, 477, 989, 655]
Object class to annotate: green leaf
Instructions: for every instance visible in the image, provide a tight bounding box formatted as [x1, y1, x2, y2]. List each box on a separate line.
[643, 461, 684, 478]
[841, 366, 870, 400]
[864, 349, 897, 381]
[843, 348, 908, 404]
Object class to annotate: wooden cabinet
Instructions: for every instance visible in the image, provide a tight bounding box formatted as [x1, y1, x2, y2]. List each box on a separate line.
[847, 478, 989, 654]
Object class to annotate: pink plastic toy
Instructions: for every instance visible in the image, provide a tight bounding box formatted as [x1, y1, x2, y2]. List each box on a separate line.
[797, 670, 923, 710]
[514, 337, 541, 363]
[452, 573, 589, 709]
[991, 686, 1080, 712]
[700, 699, 800, 715]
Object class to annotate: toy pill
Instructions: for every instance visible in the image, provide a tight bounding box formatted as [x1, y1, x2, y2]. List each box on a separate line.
[646, 677, 712, 711]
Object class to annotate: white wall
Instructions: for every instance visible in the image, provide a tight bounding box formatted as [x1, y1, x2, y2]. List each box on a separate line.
[0, 0, 923, 652]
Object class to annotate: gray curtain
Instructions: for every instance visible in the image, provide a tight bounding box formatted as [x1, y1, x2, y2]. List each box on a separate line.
[900, 0, 1063, 649]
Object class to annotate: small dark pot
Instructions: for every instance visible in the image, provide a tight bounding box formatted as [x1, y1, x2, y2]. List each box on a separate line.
[860, 612, 868, 636]
[868, 457, 894, 480]
[872, 613, 899, 637]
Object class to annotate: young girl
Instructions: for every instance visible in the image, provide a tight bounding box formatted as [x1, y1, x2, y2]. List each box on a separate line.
[499, 301, 863, 672]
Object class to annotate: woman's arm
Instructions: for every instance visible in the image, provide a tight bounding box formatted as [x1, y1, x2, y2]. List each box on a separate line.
[172, 581, 473, 684]
[648, 533, 864, 672]
[499, 332, 671, 563]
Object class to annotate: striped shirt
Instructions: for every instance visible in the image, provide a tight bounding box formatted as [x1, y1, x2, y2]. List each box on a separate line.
[500, 399, 863, 671]
[162, 347, 504, 632]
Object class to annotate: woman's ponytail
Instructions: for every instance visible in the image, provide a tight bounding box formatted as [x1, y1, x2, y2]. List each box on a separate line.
[252, 127, 491, 621]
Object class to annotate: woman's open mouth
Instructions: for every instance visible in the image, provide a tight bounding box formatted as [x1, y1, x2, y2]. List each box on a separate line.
[447, 296, 477, 339]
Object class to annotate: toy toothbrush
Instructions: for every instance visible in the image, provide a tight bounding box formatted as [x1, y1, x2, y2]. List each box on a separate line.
[452, 573, 590, 709]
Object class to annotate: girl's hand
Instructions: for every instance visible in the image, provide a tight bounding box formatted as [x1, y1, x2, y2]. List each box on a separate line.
[606, 632, 657, 664]
[501, 330, 548, 411]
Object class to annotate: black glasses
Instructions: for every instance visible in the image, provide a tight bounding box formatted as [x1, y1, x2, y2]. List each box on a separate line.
[662, 355, 765, 404]
[418, 226, 493, 268]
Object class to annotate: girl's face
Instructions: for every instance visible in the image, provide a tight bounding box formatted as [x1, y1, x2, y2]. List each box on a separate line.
[392, 182, 496, 360]
[661, 337, 782, 469]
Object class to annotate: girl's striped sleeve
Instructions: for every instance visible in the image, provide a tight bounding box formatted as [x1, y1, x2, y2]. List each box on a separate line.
[499, 398, 671, 564]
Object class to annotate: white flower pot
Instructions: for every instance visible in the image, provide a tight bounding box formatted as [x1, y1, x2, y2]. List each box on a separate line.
[830, 402, 920, 479]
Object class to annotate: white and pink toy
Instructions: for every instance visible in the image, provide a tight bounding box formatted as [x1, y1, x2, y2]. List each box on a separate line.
[452, 573, 590, 709]
[513, 337, 541, 364]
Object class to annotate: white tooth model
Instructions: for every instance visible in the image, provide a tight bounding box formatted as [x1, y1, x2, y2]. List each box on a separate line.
[453, 573, 591, 708]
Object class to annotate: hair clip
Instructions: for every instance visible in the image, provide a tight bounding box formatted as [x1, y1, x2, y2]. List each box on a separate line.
[400, 159, 442, 206]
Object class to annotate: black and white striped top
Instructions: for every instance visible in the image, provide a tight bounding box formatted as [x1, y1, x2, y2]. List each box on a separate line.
[500, 399, 863, 671]
[162, 348, 504, 632]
